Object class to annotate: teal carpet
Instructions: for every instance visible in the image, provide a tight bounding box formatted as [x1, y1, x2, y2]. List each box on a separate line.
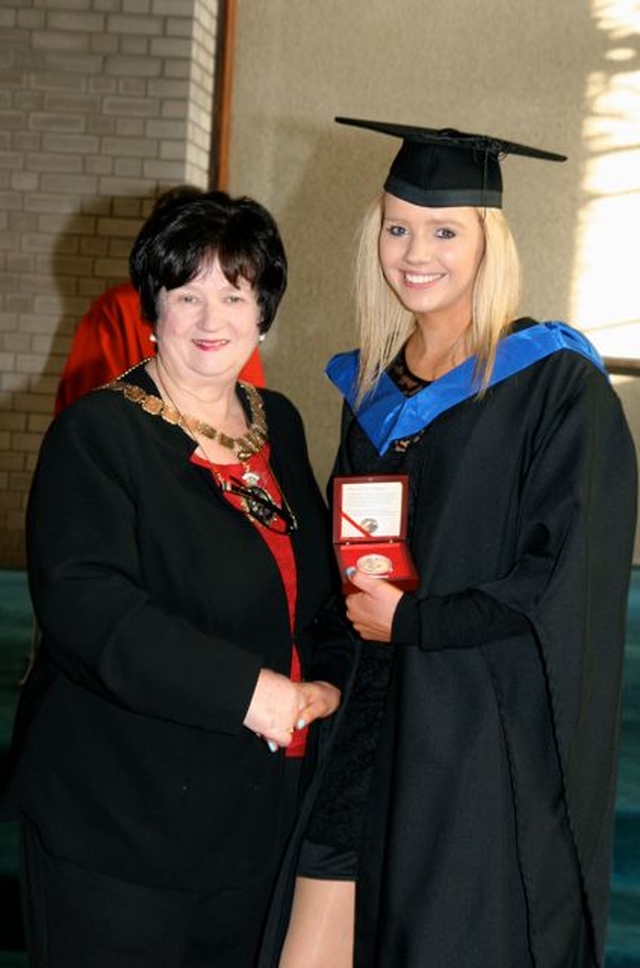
[0, 571, 30, 967]
[0, 568, 639, 966]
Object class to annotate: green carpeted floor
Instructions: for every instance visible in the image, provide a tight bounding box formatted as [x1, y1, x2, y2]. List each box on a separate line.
[0, 568, 639, 966]
[0, 571, 30, 966]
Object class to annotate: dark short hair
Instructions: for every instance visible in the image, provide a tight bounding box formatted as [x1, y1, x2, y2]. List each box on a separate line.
[129, 190, 287, 333]
[151, 184, 204, 213]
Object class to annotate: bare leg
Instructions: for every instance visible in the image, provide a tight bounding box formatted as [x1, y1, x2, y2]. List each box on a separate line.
[278, 877, 355, 968]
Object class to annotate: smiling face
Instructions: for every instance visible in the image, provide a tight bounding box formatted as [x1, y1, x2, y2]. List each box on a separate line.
[378, 194, 485, 327]
[154, 255, 261, 390]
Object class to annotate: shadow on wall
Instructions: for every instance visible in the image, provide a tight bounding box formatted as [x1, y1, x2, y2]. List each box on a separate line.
[46, 190, 161, 398]
[260, 119, 383, 489]
[0, 191, 166, 569]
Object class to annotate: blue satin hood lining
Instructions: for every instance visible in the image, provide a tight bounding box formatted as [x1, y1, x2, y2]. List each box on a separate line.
[325, 322, 606, 456]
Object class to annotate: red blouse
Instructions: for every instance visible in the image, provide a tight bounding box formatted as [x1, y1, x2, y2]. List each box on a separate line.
[191, 445, 308, 757]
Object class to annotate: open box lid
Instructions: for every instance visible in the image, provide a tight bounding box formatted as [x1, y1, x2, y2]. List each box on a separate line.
[333, 474, 409, 544]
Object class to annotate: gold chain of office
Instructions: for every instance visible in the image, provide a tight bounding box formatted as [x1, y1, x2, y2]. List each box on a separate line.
[103, 379, 268, 462]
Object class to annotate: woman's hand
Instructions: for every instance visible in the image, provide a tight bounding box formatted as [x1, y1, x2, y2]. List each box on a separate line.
[243, 668, 305, 750]
[297, 680, 341, 728]
[243, 670, 342, 752]
[345, 567, 404, 642]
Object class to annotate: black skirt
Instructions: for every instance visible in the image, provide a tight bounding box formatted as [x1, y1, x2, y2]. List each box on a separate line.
[298, 642, 394, 879]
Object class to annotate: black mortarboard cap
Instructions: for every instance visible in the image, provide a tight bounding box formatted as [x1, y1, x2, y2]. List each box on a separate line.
[335, 117, 567, 209]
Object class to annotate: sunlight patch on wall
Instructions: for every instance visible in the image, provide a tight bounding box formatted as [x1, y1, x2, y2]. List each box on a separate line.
[571, 0, 640, 359]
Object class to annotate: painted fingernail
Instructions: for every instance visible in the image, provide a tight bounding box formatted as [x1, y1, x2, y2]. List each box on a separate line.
[296, 718, 307, 730]
[345, 566, 356, 578]
[267, 741, 278, 753]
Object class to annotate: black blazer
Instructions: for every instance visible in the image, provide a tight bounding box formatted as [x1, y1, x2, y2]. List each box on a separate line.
[1, 367, 351, 892]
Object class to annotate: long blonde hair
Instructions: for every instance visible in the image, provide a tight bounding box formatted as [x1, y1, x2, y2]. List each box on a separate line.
[353, 194, 522, 404]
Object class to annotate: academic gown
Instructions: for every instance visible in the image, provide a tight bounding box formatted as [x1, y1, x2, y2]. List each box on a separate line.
[259, 320, 636, 968]
[332, 324, 636, 967]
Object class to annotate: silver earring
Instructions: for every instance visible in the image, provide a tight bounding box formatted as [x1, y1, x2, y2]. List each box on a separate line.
[149, 333, 157, 343]
[258, 333, 266, 343]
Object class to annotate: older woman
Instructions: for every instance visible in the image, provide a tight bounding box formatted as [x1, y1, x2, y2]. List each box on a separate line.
[1, 190, 350, 968]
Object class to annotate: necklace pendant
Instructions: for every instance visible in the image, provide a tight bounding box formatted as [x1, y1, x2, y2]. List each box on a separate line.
[242, 470, 261, 486]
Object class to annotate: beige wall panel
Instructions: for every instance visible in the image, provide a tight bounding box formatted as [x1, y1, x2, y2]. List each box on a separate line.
[228, 0, 640, 564]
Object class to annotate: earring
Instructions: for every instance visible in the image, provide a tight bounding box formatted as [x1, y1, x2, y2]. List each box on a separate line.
[258, 334, 266, 343]
[149, 333, 157, 343]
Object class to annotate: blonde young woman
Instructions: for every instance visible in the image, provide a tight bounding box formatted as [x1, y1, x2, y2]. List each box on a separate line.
[270, 120, 637, 968]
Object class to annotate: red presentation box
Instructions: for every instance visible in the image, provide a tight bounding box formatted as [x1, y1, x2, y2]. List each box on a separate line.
[333, 474, 418, 594]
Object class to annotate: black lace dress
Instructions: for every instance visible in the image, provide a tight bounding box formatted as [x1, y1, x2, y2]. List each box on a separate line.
[298, 350, 428, 878]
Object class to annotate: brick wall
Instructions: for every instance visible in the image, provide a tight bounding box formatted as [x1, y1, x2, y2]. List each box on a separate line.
[0, 0, 219, 567]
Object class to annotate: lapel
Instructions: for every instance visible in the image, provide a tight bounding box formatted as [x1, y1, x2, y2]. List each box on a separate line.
[326, 321, 606, 456]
